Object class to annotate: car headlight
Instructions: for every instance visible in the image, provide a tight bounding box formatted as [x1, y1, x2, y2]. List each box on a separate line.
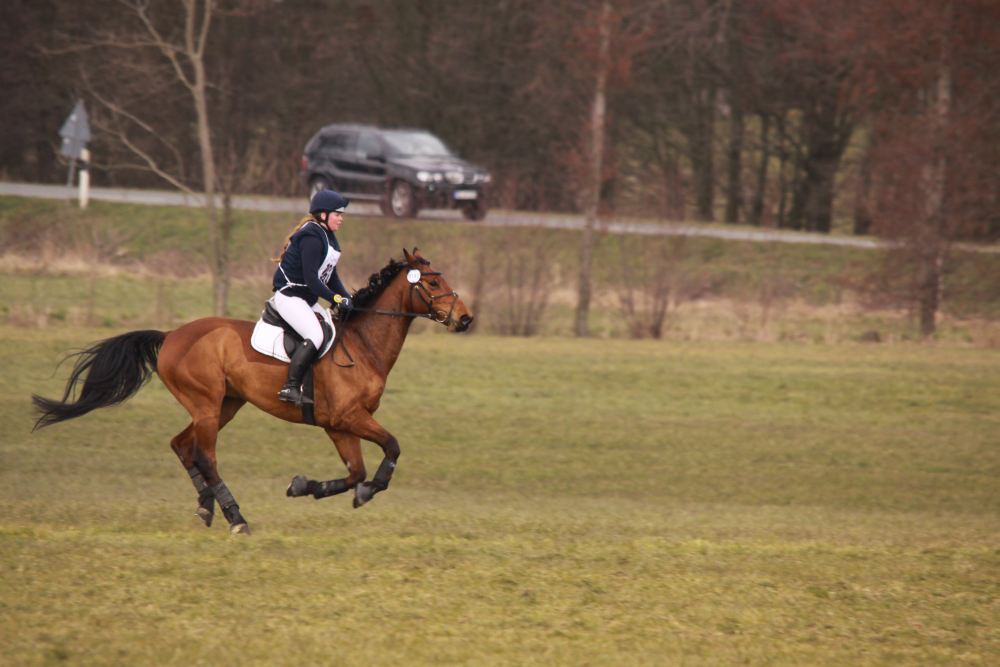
[416, 171, 432, 183]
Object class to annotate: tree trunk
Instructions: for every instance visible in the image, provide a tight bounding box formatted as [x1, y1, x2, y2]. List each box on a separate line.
[188, 18, 226, 316]
[724, 104, 744, 224]
[749, 114, 770, 226]
[662, 152, 685, 220]
[788, 102, 854, 233]
[193, 74, 226, 316]
[689, 85, 717, 222]
[777, 115, 790, 228]
[918, 43, 952, 338]
[852, 130, 874, 235]
[575, 0, 611, 338]
[217, 194, 235, 317]
[917, 244, 945, 337]
[791, 153, 839, 233]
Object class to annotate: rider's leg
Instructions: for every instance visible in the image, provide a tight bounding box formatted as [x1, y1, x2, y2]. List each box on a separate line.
[271, 292, 324, 406]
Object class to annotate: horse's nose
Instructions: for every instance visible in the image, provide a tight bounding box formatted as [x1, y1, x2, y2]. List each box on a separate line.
[455, 314, 473, 332]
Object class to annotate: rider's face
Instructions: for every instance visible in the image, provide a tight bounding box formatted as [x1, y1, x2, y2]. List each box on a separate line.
[324, 211, 344, 231]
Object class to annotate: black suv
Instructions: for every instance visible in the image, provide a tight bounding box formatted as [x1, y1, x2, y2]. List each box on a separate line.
[301, 124, 492, 220]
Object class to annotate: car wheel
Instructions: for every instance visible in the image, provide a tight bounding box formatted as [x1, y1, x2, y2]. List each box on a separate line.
[461, 202, 487, 221]
[387, 180, 418, 218]
[309, 176, 331, 196]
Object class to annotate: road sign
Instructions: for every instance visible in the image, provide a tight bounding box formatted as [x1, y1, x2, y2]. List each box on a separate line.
[59, 100, 91, 159]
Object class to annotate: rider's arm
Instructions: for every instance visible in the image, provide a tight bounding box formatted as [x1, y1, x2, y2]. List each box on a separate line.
[299, 235, 337, 303]
[326, 268, 349, 302]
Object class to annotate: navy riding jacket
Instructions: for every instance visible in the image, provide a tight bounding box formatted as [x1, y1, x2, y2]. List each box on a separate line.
[272, 221, 349, 306]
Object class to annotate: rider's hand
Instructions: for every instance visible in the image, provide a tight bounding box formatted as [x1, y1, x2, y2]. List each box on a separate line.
[333, 296, 352, 318]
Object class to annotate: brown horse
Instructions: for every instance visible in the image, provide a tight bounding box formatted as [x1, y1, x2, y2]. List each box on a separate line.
[32, 249, 473, 535]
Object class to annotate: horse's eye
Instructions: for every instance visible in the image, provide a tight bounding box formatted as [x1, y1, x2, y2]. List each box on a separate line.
[429, 280, 440, 288]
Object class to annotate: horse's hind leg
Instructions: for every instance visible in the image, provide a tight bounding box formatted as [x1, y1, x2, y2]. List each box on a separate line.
[171, 423, 215, 526]
[191, 407, 252, 535]
[287, 430, 366, 500]
[171, 397, 245, 529]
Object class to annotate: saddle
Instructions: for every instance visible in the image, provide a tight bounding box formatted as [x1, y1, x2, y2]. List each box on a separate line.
[250, 300, 337, 426]
[250, 299, 336, 363]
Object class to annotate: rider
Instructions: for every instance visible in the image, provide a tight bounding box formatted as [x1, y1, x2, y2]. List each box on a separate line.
[270, 189, 353, 405]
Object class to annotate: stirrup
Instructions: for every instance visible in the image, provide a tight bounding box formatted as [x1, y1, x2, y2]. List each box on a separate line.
[278, 385, 314, 407]
[278, 385, 303, 404]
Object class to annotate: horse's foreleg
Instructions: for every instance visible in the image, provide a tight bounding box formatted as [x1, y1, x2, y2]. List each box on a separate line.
[287, 430, 366, 500]
[348, 413, 400, 509]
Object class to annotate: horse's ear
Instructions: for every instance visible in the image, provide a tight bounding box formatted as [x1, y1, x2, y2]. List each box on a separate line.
[403, 248, 414, 264]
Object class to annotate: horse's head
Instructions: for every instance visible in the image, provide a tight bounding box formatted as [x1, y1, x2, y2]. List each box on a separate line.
[402, 248, 474, 332]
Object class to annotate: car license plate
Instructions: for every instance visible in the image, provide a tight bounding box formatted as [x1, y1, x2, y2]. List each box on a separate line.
[453, 190, 478, 200]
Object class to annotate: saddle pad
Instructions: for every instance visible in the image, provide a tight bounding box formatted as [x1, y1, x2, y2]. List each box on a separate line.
[250, 318, 336, 363]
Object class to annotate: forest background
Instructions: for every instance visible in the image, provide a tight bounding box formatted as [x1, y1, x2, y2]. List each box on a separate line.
[0, 0, 998, 338]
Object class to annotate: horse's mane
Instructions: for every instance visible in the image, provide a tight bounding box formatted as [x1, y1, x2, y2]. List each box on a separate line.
[352, 254, 430, 309]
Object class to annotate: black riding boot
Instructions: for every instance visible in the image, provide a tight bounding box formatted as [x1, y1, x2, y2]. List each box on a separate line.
[278, 339, 318, 406]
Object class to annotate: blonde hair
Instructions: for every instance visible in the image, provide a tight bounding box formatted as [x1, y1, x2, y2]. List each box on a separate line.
[272, 215, 316, 264]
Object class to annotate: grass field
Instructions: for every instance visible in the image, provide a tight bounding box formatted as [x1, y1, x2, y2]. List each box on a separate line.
[1, 324, 998, 665]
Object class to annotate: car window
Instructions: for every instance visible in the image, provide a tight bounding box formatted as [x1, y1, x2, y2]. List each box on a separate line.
[357, 132, 382, 158]
[382, 131, 453, 157]
[322, 131, 356, 152]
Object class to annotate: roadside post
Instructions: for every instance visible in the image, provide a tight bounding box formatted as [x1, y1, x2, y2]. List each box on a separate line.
[58, 100, 91, 207]
[78, 148, 91, 209]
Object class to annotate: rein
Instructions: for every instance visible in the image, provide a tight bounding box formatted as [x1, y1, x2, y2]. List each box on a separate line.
[349, 306, 435, 319]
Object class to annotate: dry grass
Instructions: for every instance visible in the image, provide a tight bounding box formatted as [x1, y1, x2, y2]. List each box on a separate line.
[1, 194, 997, 345]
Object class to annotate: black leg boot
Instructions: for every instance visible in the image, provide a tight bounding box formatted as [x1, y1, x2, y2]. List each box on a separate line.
[278, 339, 318, 406]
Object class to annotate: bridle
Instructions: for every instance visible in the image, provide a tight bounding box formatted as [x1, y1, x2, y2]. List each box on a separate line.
[331, 268, 461, 369]
[348, 270, 460, 327]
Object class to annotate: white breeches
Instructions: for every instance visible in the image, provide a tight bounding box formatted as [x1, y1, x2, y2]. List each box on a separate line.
[271, 291, 325, 348]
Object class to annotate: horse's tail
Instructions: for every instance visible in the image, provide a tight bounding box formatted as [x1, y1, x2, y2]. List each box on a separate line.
[32, 329, 166, 431]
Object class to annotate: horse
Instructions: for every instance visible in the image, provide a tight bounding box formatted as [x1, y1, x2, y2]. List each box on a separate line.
[31, 248, 473, 535]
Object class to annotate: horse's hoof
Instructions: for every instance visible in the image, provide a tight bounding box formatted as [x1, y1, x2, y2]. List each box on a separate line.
[230, 523, 251, 536]
[196, 507, 214, 527]
[353, 483, 374, 508]
[286, 475, 310, 497]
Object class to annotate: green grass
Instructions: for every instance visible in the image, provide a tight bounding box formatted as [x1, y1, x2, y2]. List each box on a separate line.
[2, 325, 998, 665]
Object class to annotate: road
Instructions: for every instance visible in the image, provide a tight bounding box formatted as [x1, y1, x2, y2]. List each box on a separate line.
[3, 181, 994, 252]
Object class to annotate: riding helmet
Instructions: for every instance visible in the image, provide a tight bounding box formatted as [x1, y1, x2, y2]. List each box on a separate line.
[310, 189, 350, 215]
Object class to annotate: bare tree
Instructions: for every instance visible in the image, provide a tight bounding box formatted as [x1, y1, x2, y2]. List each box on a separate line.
[615, 235, 716, 339]
[53, 0, 233, 315]
[498, 245, 553, 337]
[575, 0, 613, 337]
[477, 229, 554, 337]
[864, 0, 1000, 336]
